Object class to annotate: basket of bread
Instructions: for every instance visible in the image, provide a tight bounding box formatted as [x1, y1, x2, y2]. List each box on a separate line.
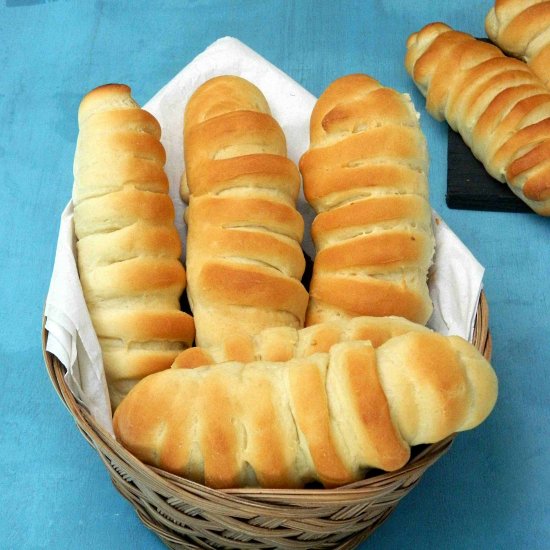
[43, 23, 508, 549]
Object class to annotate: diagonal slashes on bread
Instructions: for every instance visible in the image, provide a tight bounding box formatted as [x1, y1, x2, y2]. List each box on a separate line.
[73, 84, 195, 409]
[406, 22, 550, 215]
[171, 314, 432, 369]
[299, 74, 435, 326]
[485, 0, 550, 88]
[182, 76, 309, 351]
[114, 332, 498, 489]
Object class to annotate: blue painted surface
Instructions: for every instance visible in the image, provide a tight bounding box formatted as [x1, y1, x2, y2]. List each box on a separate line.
[1, 1, 548, 548]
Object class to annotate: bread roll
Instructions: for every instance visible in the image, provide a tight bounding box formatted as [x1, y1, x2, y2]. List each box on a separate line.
[299, 74, 434, 326]
[406, 22, 550, 215]
[73, 84, 195, 409]
[172, 315, 431, 369]
[486, 0, 550, 87]
[182, 76, 309, 350]
[114, 332, 498, 489]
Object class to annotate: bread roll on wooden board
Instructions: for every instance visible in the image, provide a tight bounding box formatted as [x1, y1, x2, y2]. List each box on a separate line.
[486, 0, 550, 87]
[114, 332, 498, 489]
[299, 74, 435, 326]
[406, 22, 550, 215]
[172, 315, 431, 369]
[73, 84, 195, 410]
[182, 76, 309, 351]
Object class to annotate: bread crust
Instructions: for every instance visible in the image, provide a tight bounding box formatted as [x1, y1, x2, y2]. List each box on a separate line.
[486, 0, 550, 87]
[73, 84, 195, 409]
[172, 315, 431, 369]
[300, 75, 434, 325]
[406, 22, 550, 215]
[114, 333, 498, 489]
[182, 76, 308, 349]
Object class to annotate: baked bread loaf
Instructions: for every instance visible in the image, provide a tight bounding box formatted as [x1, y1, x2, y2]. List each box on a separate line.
[73, 84, 195, 409]
[114, 332, 498, 489]
[182, 75, 309, 350]
[299, 74, 434, 326]
[406, 22, 550, 215]
[486, 0, 550, 87]
[172, 315, 431, 369]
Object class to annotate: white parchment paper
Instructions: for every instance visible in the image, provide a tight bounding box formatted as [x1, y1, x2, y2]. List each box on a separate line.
[44, 37, 484, 435]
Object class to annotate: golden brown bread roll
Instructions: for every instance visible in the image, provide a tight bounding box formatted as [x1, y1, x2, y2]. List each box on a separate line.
[182, 76, 309, 350]
[299, 74, 434, 326]
[73, 84, 195, 409]
[172, 315, 431, 369]
[406, 22, 550, 215]
[114, 332, 498, 489]
[486, 0, 550, 87]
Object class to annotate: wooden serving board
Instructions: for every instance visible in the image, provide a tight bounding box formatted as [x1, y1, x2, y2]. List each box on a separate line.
[446, 127, 532, 213]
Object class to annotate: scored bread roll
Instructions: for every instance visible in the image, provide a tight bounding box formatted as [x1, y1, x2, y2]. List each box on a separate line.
[406, 22, 550, 215]
[182, 75, 309, 350]
[486, 0, 550, 87]
[114, 332, 498, 489]
[300, 74, 434, 327]
[73, 84, 195, 409]
[172, 315, 431, 369]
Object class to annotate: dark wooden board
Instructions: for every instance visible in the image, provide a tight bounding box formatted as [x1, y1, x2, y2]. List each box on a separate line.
[446, 126, 532, 213]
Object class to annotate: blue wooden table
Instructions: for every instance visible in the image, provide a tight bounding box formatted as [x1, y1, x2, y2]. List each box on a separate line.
[1, 1, 549, 548]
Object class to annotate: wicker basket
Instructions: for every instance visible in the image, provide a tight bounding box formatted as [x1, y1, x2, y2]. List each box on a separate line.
[42, 292, 491, 550]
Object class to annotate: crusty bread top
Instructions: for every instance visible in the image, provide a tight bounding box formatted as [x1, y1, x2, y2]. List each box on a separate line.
[486, 1, 550, 55]
[73, 84, 195, 409]
[299, 74, 434, 325]
[486, 0, 550, 91]
[182, 75, 308, 349]
[406, 23, 550, 215]
[114, 333, 498, 489]
[183, 75, 300, 200]
[78, 84, 141, 125]
[185, 75, 271, 128]
[172, 315, 431, 369]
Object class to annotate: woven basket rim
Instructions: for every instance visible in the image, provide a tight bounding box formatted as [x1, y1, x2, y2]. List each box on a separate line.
[42, 290, 491, 501]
